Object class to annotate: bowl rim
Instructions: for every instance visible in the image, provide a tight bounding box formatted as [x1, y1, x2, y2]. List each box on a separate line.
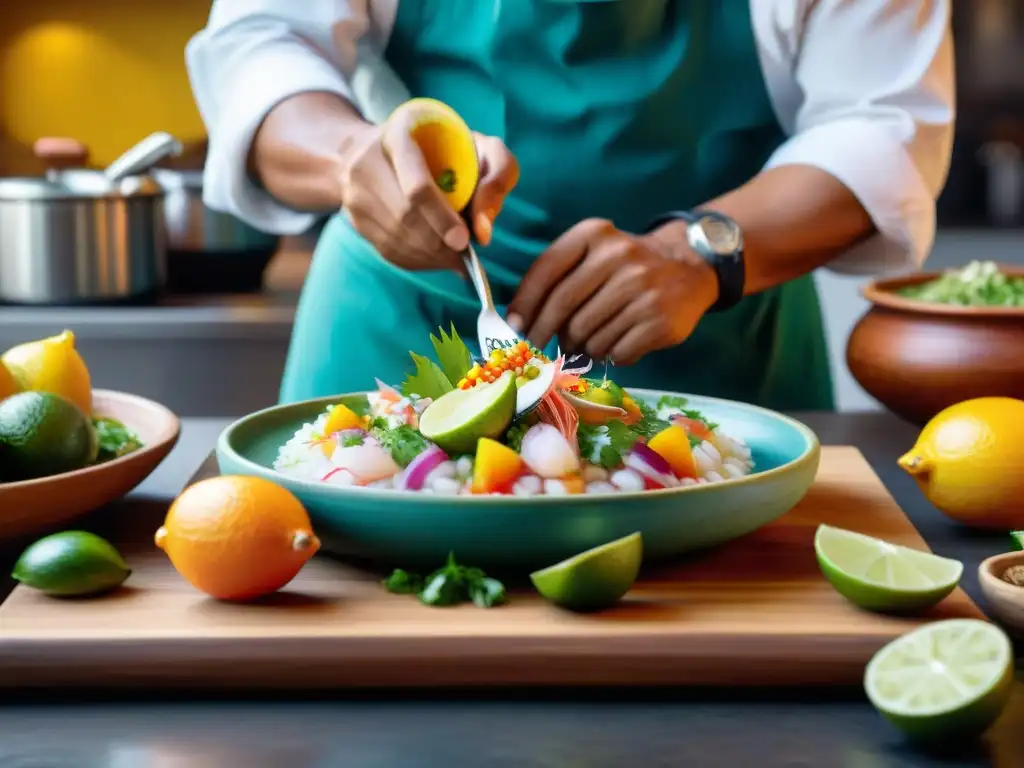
[978, 551, 1024, 607]
[862, 265, 1024, 318]
[0, 389, 181, 491]
[216, 388, 821, 506]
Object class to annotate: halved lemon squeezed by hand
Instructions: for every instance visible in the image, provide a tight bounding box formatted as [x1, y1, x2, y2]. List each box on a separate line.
[384, 97, 480, 214]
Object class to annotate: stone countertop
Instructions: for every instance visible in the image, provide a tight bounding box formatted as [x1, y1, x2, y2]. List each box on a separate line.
[0, 412, 1022, 768]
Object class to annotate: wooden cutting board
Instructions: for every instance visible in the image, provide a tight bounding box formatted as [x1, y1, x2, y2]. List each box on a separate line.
[0, 447, 984, 691]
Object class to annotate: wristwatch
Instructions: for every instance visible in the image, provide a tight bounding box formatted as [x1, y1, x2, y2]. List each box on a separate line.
[646, 210, 745, 313]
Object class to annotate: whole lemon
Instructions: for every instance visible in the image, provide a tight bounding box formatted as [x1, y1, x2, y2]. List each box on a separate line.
[899, 397, 1024, 529]
[2, 330, 92, 416]
[155, 475, 320, 601]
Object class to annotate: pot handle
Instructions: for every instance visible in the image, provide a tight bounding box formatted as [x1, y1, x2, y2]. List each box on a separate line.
[33, 137, 90, 175]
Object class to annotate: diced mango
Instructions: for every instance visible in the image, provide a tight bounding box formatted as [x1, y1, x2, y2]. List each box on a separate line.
[648, 425, 698, 479]
[324, 403, 362, 435]
[622, 395, 643, 426]
[561, 473, 586, 495]
[472, 438, 524, 494]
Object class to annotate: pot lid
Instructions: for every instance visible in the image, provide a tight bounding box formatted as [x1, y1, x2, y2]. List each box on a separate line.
[0, 169, 163, 201]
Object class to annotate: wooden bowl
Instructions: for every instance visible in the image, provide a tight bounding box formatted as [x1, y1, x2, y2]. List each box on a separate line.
[0, 390, 180, 542]
[846, 266, 1024, 426]
[978, 551, 1024, 638]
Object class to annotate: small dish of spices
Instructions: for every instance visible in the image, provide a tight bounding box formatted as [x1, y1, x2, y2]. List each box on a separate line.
[978, 550, 1024, 637]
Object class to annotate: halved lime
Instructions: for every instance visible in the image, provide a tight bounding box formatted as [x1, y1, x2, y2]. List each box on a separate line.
[814, 525, 963, 612]
[12, 530, 131, 597]
[865, 619, 1014, 744]
[1011, 531, 1024, 551]
[419, 371, 517, 454]
[530, 532, 642, 612]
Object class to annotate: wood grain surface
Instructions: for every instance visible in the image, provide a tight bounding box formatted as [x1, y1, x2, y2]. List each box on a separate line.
[0, 447, 984, 691]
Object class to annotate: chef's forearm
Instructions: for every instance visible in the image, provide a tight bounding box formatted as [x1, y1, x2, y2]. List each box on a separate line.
[704, 165, 875, 294]
[248, 91, 372, 213]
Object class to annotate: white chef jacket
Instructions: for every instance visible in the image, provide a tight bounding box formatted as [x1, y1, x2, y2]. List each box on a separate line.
[185, 0, 955, 276]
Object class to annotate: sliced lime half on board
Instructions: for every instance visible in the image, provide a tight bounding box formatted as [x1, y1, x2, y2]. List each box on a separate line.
[530, 531, 643, 613]
[865, 619, 1014, 745]
[814, 524, 963, 613]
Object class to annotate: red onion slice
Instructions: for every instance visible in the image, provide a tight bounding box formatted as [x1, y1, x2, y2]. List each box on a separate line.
[624, 443, 678, 489]
[396, 444, 449, 491]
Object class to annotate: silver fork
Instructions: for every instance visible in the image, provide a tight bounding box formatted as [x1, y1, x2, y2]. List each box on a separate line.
[461, 242, 522, 359]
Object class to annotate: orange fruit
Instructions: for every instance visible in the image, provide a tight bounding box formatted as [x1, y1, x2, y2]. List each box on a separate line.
[899, 397, 1024, 530]
[155, 475, 320, 601]
[385, 97, 479, 213]
[0, 361, 19, 403]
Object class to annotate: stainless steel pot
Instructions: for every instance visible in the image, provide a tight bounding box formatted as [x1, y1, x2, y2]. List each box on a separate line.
[0, 170, 167, 305]
[150, 167, 280, 293]
[151, 168, 279, 254]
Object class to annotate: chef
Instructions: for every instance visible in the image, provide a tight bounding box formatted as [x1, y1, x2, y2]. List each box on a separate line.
[186, 0, 954, 410]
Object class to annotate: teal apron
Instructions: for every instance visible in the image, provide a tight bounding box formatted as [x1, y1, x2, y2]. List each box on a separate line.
[280, 0, 835, 411]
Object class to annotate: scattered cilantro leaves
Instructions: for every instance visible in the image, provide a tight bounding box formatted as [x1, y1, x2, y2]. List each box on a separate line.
[340, 432, 365, 448]
[383, 568, 423, 595]
[401, 351, 453, 400]
[430, 323, 474, 385]
[383, 552, 507, 608]
[372, 423, 429, 467]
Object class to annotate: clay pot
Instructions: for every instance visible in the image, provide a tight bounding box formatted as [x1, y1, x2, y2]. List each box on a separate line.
[846, 267, 1024, 426]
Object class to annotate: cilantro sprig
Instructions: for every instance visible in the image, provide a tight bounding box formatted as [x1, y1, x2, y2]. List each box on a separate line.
[371, 420, 430, 467]
[383, 553, 507, 608]
[400, 324, 475, 400]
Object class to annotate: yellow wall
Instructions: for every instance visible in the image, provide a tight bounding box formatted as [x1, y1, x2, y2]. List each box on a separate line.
[0, 0, 212, 166]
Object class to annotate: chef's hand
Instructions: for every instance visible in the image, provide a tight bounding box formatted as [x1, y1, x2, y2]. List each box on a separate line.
[507, 219, 719, 366]
[338, 123, 518, 271]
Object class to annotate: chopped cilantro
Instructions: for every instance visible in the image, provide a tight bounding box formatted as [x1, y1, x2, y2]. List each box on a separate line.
[383, 552, 506, 608]
[372, 423, 429, 467]
[504, 421, 531, 453]
[341, 433, 365, 448]
[92, 417, 143, 463]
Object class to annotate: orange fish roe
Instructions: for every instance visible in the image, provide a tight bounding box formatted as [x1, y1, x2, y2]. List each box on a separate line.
[457, 341, 548, 390]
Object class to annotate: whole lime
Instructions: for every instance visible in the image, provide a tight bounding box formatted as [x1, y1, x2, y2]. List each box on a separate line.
[13, 530, 131, 597]
[0, 391, 98, 482]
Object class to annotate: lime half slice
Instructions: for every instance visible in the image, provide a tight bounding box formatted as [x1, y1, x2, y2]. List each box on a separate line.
[530, 532, 642, 612]
[865, 619, 1014, 744]
[1010, 531, 1024, 551]
[418, 372, 517, 455]
[814, 525, 963, 613]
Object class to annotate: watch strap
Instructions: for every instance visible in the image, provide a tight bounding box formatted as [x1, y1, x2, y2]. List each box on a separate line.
[645, 210, 745, 313]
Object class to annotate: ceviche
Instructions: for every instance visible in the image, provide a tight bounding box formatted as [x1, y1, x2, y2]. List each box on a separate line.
[274, 326, 754, 496]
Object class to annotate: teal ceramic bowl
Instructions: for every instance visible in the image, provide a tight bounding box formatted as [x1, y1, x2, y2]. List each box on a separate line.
[216, 390, 820, 573]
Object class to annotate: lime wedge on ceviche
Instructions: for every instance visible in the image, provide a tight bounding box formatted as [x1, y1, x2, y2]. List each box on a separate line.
[530, 531, 642, 612]
[814, 525, 962, 613]
[865, 619, 1014, 745]
[418, 371, 517, 455]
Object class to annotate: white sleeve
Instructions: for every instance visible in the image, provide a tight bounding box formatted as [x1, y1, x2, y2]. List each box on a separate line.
[185, 0, 372, 235]
[755, 0, 955, 276]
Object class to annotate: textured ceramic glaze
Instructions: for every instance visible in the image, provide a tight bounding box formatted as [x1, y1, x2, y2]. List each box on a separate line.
[216, 391, 820, 571]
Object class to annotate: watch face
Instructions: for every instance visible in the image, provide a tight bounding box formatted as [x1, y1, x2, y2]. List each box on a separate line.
[698, 215, 742, 256]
